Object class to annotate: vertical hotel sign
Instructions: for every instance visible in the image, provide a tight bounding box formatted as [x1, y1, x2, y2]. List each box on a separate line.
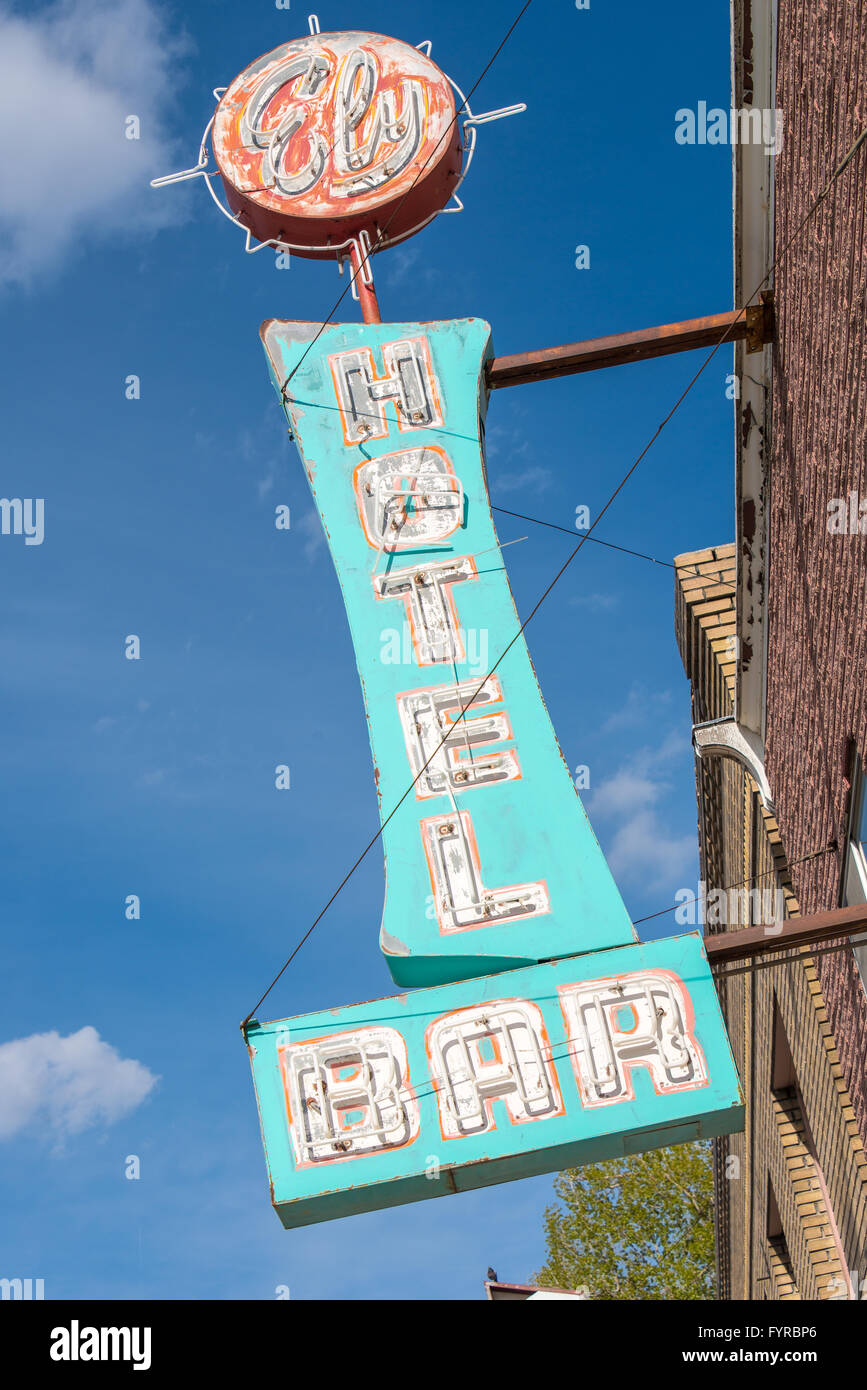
[260, 315, 637, 986]
[202, 28, 744, 1227]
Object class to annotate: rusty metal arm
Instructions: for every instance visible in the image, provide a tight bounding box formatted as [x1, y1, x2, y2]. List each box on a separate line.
[703, 903, 867, 966]
[488, 299, 774, 390]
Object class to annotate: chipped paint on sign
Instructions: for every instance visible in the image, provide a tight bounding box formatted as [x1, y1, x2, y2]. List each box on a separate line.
[246, 932, 744, 1228]
[261, 317, 638, 986]
[213, 32, 462, 255]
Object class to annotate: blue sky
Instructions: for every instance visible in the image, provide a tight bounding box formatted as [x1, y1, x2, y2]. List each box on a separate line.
[0, 0, 734, 1298]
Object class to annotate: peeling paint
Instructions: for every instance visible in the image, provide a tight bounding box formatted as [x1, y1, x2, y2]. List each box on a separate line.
[260, 315, 637, 988]
[246, 937, 744, 1228]
[213, 32, 462, 256]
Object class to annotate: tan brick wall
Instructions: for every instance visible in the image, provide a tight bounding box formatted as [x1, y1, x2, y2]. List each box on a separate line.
[675, 551, 867, 1300]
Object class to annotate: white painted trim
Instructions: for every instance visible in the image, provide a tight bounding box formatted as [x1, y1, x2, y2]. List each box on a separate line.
[693, 717, 776, 811]
[732, 0, 777, 742]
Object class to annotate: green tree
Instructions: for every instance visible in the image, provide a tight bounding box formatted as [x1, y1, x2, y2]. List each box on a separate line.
[534, 1141, 715, 1299]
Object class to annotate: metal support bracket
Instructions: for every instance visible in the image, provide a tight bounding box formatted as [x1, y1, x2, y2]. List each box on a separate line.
[745, 291, 775, 354]
[692, 716, 775, 813]
[489, 303, 776, 389]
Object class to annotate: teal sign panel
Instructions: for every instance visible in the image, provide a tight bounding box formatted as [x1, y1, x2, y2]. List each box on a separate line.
[246, 931, 744, 1229]
[261, 317, 636, 987]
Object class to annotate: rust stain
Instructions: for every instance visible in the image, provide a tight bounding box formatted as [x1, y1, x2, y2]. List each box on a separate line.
[740, 401, 756, 451]
[742, 497, 756, 543]
[741, 0, 754, 105]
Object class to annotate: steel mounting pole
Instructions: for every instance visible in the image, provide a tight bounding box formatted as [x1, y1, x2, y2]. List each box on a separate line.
[350, 241, 382, 325]
[703, 903, 867, 965]
[488, 298, 774, 389]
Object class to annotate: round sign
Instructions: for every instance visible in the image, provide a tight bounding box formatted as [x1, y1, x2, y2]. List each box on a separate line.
[212, 32, 463, 258]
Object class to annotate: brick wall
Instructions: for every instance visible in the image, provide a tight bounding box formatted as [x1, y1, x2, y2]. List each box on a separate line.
[766, 0, 867, 1148]
[675, 551, 867, 1299]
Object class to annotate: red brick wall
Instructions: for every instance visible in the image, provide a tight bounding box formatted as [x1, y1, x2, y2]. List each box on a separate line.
[766, 0, 867, 1145]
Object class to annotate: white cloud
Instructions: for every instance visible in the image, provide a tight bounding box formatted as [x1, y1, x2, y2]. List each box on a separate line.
[494, 464, 553, 494]
[587, 730, 695, 891]
[589, 766, 658, 819]
[383, 242, 439, 288]
[602, 684, 675, 733]
[587, 729, 685, 819]
[234, 416, 287, 502]
[137, 766, 169, 787]
[0, 1026, 158, 1141]
[384, 243, 421, 286]
[603, 808, 695, 890]
[484, 419, 530, 462]
[570, 591, 620, 612]
[0, 0, 190, 289]
[297, 509, 326, 561]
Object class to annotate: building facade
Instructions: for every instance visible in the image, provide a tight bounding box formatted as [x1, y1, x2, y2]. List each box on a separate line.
[673, 0, 867, 1299]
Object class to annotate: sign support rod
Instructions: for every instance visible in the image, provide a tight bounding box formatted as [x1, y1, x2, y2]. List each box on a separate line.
[350, 241, 382, 325]
[488, 298, 774, 389]
[703, 903, 867, 965]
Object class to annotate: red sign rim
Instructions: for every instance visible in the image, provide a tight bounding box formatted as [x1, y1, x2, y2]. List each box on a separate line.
[212, 31, 463, 258]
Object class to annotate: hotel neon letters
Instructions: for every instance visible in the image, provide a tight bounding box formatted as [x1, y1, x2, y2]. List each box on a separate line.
[262, 317, 639, 987]
[247, 936, 742, 1227]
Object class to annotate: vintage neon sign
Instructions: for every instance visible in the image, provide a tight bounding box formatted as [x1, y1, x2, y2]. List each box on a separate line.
[212, 32, 462, 257]
[248, 934, 742, 1227]
[154, 25, 744, 1232]
[249, 311, 743, 1227]
[262, 316, 638, 985]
